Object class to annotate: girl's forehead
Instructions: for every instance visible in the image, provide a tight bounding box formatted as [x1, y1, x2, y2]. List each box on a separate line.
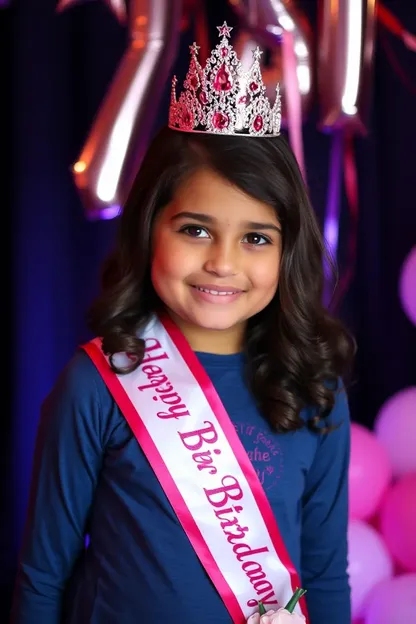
[164, 168, 279, 224]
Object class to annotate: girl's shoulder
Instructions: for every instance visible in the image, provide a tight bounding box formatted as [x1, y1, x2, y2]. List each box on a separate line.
[43, 347, 121, 446]
[52, 347, 109, 402]
[327, 377, 350, 429]
[301, 378, 351, 447]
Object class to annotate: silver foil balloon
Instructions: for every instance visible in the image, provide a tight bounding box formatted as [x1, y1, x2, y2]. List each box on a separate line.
[317, 0, 377, 134]
[231, 0, 314, 121]
[69, 0, 181, 219]
[57, 0, 128, 24]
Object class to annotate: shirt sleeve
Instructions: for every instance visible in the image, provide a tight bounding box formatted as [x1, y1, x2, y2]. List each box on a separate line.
[10, 352, 107, 624]
[301, 382, 351, 624]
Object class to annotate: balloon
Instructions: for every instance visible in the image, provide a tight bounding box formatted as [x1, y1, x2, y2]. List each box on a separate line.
[348, 520, 394, 619]
[317, 0, 377, 134]
[379, 474, 416, 573]
[399, 246, 416, 326]
[68, 0, 181, 220]
[231, 0, 314, 118]
[374, 387, 416, 477]
[230, 0, 313, 179]
[363, 574, 416, 624]
[57, 0, 127, 24]
[349, 423, 392, 520]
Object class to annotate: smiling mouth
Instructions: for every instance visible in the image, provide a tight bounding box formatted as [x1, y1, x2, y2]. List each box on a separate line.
[192, 286, 244, 296]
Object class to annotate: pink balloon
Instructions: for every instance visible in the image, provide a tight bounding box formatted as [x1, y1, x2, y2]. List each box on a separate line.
[379, 474, 416, 573]
[363, 574, 416, 624]
[374, 387, 416, 477]
[348, 521, 394, 619]
[349, 423, 392, 520]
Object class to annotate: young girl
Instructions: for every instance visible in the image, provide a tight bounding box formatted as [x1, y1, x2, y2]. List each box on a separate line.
[11, 24, 354, 624]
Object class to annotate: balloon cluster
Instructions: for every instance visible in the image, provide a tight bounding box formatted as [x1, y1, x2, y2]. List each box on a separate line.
[348, 390, 416, 623]
[55, 0, 378, 221]
[348, 185, 416, 624]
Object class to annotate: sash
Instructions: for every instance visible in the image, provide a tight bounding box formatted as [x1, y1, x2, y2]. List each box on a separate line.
[82, 315, 308, 624]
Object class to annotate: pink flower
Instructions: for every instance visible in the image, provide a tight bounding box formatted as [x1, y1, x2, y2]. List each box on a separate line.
[247, 607, 306, 624]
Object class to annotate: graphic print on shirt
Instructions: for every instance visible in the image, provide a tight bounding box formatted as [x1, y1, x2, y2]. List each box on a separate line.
[234, 423, 284, 491]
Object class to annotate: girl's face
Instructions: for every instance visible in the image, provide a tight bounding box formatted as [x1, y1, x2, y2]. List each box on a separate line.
[151, 167, 282, 353]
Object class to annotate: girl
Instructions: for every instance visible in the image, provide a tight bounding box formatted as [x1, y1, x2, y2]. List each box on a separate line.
[11, 24, 354, 624]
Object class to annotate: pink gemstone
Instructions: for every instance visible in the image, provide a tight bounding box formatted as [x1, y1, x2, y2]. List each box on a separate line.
[213, 63, 233, 92]
[199, 91, 207, 104]
[238, 95, 248, 104]
[250, 82, 259, 91]
[182, 111, 192, 125]
[212, 112, 229, 130]
[253, 115, 263, 131]
[190, 76, 198, 88]
[221, 47, 229, 57]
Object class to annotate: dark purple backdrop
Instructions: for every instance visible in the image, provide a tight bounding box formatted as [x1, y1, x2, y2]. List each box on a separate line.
[3, 0, 416, 618]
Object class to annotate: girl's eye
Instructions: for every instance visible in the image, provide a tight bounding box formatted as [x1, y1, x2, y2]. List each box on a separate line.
[179, 225, 210, 238]
[243, 232, 271, 246]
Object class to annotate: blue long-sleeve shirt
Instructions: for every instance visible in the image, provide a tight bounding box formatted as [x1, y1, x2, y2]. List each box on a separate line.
[11, 349, 351, 623]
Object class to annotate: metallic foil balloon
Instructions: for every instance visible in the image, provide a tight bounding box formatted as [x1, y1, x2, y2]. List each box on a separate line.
[57, 0, 127, 24]
[230, 0, 314, 119]
[318, 0, 378, 134]
[71, 0, 181, 220]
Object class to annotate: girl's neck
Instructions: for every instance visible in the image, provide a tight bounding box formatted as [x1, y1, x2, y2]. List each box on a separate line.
[165, 310, 245, 355]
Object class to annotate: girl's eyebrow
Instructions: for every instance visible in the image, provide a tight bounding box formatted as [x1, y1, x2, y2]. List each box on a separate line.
[170, 211, 282, 233]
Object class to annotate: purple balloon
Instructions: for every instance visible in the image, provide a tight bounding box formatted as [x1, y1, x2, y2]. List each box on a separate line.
[374, 387, 416, 477]
[399, 245, 416, 326]
[348, 520, 394, 619]
[349, 423, 392, 520]
[364, 574, 416, 624]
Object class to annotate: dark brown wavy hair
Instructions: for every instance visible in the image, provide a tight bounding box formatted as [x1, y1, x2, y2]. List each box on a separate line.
[87, 126, 355, 433]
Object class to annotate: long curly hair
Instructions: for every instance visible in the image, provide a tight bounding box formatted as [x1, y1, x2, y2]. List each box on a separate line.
[87, 126, 356, 433]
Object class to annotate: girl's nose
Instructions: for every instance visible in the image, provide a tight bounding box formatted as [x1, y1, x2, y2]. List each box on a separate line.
[203, 241, 239, 277]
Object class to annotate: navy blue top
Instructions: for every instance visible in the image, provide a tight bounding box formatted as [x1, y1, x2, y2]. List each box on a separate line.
[11, 349, 351, 624]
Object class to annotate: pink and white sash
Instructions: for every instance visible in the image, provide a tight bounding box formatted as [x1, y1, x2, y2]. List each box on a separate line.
[83, 314, 308, 624]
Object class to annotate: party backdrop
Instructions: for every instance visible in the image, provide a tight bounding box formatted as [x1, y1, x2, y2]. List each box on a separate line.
[4, 0, 416, 620]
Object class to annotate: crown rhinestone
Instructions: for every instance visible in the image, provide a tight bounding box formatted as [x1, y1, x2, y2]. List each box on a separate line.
[168, 22, 281, 138]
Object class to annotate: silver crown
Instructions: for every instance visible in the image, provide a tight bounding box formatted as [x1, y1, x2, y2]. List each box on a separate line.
[168, 22, 281, 138]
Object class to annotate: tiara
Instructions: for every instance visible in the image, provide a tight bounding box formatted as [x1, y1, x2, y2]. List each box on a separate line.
[168, 22, 281, 138]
